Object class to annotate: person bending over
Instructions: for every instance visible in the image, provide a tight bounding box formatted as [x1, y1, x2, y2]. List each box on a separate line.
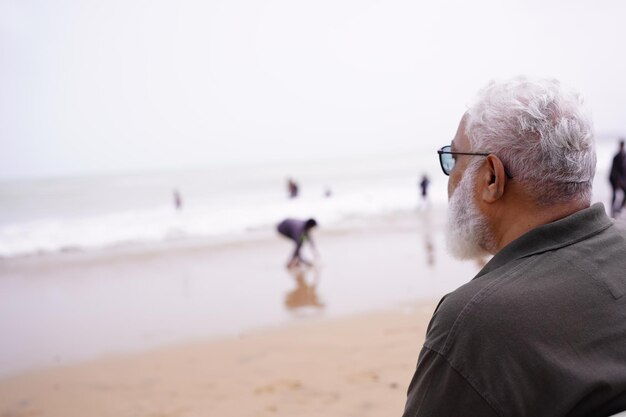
[277, 218, 318, 268]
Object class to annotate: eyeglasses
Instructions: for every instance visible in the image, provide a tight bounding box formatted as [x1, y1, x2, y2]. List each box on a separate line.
[437, 145, 513, 178]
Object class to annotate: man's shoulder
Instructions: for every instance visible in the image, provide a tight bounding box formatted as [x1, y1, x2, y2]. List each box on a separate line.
[555, 219, 626, 299]
[422, 257, 533, 354]
[419, 228, 626, 417]
[425, 219, 626, 355]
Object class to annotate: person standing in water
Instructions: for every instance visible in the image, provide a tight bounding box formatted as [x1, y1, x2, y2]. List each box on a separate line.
[173, 189, 183, 211]
[419, 174, 430, 205]
[277, 218, 318, 268]
[287, 178, 299, 199]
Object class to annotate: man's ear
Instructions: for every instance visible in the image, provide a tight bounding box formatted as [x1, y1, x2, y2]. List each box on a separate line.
[481, 155, 506, 203]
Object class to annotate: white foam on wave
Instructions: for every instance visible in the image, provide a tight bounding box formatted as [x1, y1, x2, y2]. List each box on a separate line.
[0, 170, 448, 258]
[2, 138, 615, 259]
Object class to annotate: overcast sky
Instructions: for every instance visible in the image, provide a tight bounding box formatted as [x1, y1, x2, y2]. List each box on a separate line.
[1, 0, 625, 179]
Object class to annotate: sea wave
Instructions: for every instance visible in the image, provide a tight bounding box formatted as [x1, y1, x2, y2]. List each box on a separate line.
[0, 182, 441, 258]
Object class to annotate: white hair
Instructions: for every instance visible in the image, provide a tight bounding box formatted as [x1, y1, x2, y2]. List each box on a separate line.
[465, 76, 596, 206]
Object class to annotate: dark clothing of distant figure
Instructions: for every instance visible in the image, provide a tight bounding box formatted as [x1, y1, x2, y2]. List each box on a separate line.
[173, 190, 182, 210]
[609, 149, 626, 213]
[402, 204, 626, 417]
[287, 179, 299, 199]
[419, 176, 430, 199]
[277, 218, 316, 265]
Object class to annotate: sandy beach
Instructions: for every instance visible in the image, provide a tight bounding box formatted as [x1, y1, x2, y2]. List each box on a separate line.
[0, 301, 437, 417]
[0, 207, 491, 416]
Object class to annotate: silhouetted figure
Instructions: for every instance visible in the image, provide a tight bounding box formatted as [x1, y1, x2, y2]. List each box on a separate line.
[416, 174, 431, 210]
[609, 139, 626, 217]
[287, 178, 299, 199]
[324, 187, 332, 198]
[419, 175, 430, 201]
[173, 189, 183, 210]
[277, 218, 318, 268]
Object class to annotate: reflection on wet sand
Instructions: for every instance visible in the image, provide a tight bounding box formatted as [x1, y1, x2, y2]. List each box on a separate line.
[421, 208, 436, 268]
[424, 237, 435, 267]
[284, 265, 325, 312]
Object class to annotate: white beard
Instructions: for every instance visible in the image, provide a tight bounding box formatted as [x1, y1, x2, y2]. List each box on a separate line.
[445, 163, 493, 260]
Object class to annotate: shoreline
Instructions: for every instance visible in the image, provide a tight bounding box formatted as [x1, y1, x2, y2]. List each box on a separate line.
[0, 205, 444, 264]
[0, 205, 477, 379]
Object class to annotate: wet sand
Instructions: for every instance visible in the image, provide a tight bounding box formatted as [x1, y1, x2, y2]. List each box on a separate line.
[0, 301, 437, 417]
[0, 207, 482, 416]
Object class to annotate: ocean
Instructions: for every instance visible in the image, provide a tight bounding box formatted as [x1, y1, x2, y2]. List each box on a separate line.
[0, 138, 619, 259]
[0, 150, 447, 258]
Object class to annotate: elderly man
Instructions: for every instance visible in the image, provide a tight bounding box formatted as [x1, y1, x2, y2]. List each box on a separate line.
[402, 77, 626, 417]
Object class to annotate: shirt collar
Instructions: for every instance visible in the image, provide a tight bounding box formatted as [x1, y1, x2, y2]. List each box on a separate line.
[474, 203, 613, 279]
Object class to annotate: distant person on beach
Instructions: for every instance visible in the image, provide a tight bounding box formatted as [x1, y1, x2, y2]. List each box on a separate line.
[173, 189, 183, 210]
[403, 77, 626, 417]
[419, 174, 430, 202]
[287, 178, 299, 199]
[609, 139, 626, 217]
[277, 218, 318, 268]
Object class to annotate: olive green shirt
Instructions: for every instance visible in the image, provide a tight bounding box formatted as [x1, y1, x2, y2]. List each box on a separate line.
[403, 203, 626, 417]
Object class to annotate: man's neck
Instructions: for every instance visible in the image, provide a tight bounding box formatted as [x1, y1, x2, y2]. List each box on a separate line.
[492, 200, 589, 254]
